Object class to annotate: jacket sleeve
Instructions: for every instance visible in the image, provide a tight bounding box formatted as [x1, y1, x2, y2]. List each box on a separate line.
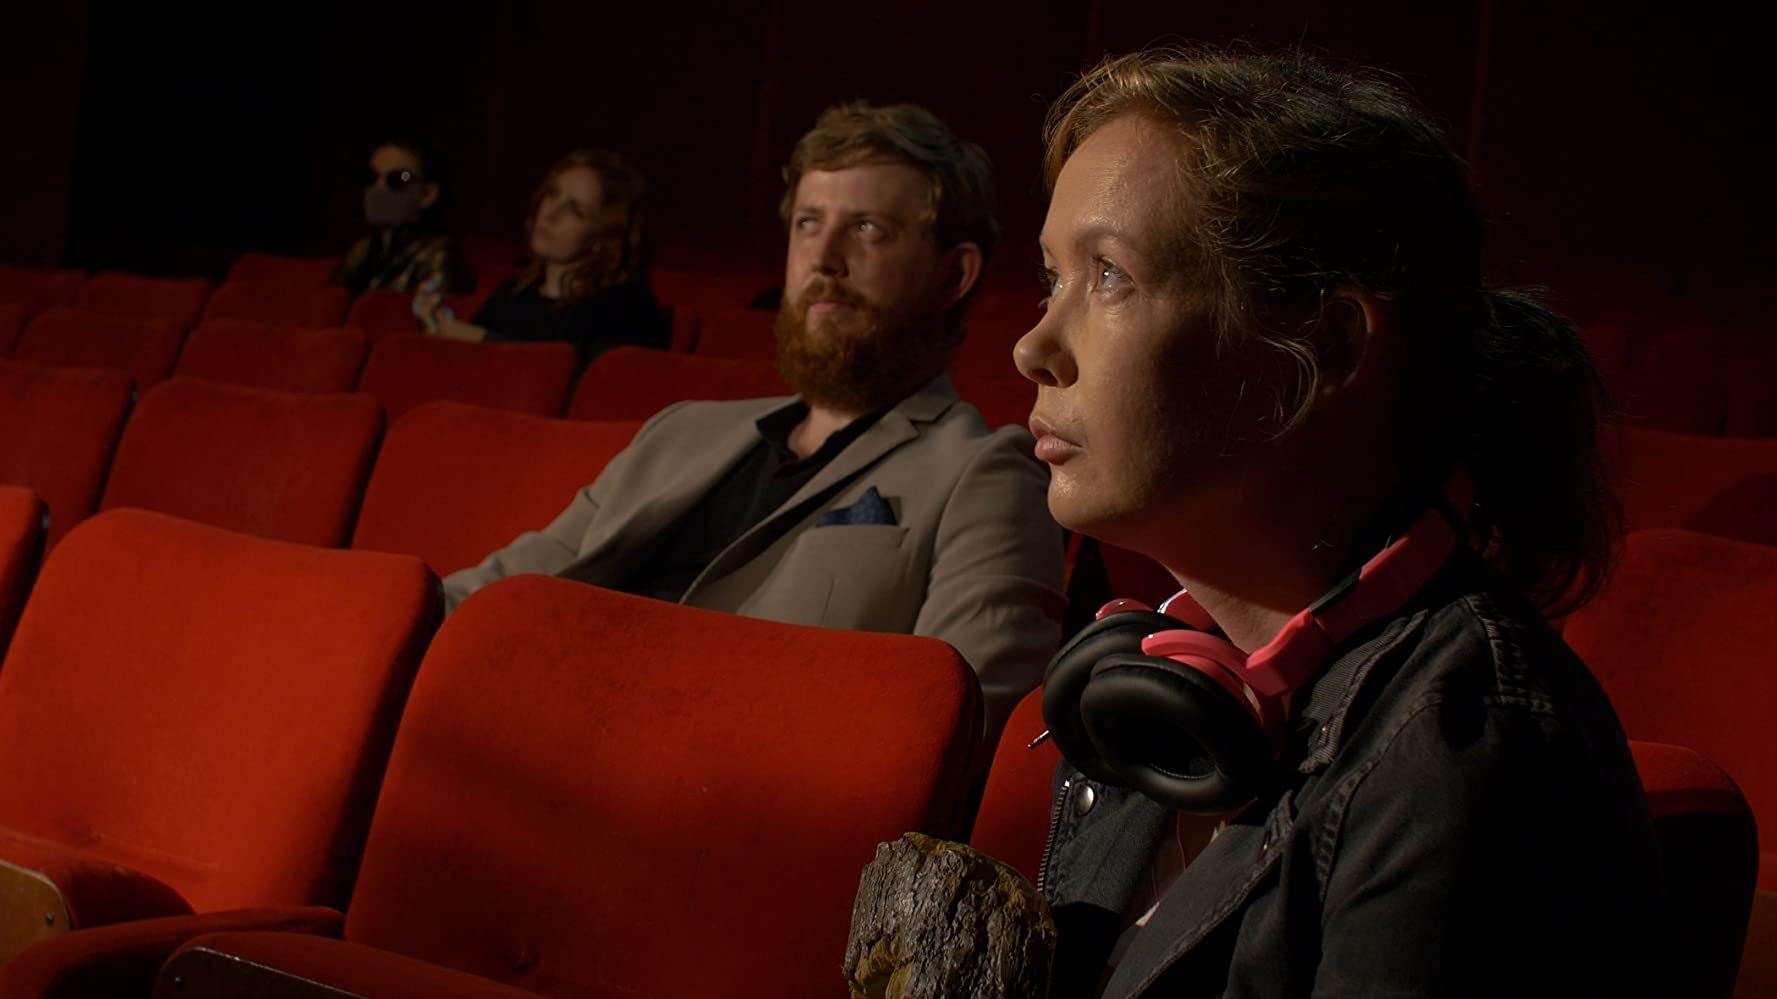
[1311, 696, 1660, 997]
[912, 428, 1067, 754]
[440, 402, 692, 612]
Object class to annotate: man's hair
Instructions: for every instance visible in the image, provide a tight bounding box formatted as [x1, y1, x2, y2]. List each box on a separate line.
[781, 102, 998, 332]
[1044, 46, 1619, 616]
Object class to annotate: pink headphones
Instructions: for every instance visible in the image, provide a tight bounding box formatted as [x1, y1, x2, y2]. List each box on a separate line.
[1040, 495, 1463, 813]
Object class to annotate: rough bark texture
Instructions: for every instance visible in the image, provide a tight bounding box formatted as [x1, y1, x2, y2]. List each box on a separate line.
[844, 832, 1056, 999]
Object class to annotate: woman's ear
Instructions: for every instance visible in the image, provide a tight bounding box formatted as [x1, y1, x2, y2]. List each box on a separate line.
[1312, 289, 1392, 398]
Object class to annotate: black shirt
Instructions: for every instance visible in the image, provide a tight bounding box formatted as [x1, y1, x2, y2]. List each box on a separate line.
[611, 402, 886, 603]
[473, 277, 668, 366]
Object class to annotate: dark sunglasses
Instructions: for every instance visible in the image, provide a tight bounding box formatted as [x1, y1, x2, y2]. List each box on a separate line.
[368, 168, 423, 191]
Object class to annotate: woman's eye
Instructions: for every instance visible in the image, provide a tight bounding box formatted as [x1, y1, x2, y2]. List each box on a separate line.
[1095, 258, 1129, 292]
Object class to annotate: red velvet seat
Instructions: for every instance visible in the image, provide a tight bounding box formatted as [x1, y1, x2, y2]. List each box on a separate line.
[0, 265, 82, 318]
[955, 298, 1039, 380]
[14, 308, 185, 388]
[73, 273, 210, 330]
[650, 268, 776, 316]
[100, 379, 382, 547]
[225, 253, 340, 287]
[1610, 426, 1777, 546]
[175, 320, 368, 394]
[0, 487, 44, 658]
[688, 305, 777, 360]
[343, 289, 423, 339]
[352, 401, 638, 575]
[356, 336, 576, 419]
[460, 235, 526, 280]
[1630, 741, 1758, 997]
[568, 346, 787, 421]
[952, 370, 1036, 430]
[25, 578, 979, 996]
[1564, 529, 1777, 892]
[969, 687, 1060, 884]
[0, 509, 436, 964]
[0, 304, 24, 357]
[0, 360, 134, 549]
[199, 282, 351, 328]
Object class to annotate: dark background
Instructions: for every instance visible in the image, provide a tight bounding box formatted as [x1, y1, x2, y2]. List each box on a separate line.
[2, 1, 1767, 325]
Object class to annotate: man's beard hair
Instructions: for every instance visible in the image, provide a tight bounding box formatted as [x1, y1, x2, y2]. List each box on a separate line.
[774, 279, 950, 414]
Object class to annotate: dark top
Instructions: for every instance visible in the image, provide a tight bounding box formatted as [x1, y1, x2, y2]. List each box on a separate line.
[1040, 556, 1664, 998]
[605, 402, 885, 603]
[330, 227, 469, 295]
[472, 277, 668, 367]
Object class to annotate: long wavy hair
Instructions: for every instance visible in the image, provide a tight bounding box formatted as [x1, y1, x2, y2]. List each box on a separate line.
[517, 149, 651, 304]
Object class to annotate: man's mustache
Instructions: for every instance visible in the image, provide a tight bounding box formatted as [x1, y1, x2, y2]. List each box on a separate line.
[798, 279, 873, 310]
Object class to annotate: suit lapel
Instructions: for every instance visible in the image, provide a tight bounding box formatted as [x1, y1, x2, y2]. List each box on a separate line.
[562, 396, 790, 587]
[683, 375, 958, 598]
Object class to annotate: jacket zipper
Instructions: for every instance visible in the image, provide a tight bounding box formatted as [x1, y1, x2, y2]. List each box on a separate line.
[1035, 773, 1075, 897]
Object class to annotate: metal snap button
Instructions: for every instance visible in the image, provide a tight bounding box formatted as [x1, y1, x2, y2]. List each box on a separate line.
[1073, 784, 1097, 816]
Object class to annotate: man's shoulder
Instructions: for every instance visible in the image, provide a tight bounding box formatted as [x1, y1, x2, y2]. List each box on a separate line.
[914, 398, 1038, 462]
[640, 395, 795, 435]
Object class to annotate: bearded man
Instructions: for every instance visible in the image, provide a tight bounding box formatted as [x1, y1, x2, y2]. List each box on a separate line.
[444, 103, 1066, 751]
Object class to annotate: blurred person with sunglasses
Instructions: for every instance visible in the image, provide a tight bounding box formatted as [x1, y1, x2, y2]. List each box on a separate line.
[414, 150, 667, 367]
[330, 137, 470, 296]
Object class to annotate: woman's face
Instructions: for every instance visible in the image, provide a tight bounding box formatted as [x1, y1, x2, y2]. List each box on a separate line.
[529, 165, 610, 264]
[1015, 115, 1284, 558]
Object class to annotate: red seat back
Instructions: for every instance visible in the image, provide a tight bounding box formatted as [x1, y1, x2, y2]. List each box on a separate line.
[0, 486, 44, 658]
[74, 273, 210, 330]
[0, 265, 83, 317]
[0, 360, 134, 548]
[344, 290, 422, 340]
[356, 337, 576, 420]
[352, 402, 638, 575]
[0, 509, 437, 913]
[651, 268, 777, 316]
[1611, 426, 1777, 546]
[342, 577, 979, 995]
[1630, 741, 1758, 997]
[16, 307, 185, 388]
[101, 379, 383, 547]
[1564, 529, 1777, 890]
[0, 303, 25, 357]
[200, 282, 351, 328]
[569, 346, 786, 421]
[226, 253, 340, 287]
[176, 320, 368, 394]
[969, 687, 1061, 883]
[689, 305, 777, 360]
[952, 370, 1036, 430]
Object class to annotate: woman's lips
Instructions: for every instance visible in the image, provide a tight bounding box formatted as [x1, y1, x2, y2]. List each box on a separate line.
[1029, 418, 1083, 465]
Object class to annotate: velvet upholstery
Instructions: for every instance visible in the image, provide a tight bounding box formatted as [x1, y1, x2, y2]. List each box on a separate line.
[0, 511, 437, 934]
[356, 336, 576, 420]
[175, 320, 368, 394]
[567, 346, 787, 421]
[16, 308, 184, 388]
[199, 282, 351, 328]
[100, 379, 382, 547]
[0, 360, 134, 548]
[73, 273, 210, 331]
[350, 401, 638, 574]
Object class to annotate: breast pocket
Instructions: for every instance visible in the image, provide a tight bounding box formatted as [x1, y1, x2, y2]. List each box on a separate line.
[769, 524, 917, 631]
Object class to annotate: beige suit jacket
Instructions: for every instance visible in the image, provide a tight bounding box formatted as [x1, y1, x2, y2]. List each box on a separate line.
[443, 375, 1067, 748]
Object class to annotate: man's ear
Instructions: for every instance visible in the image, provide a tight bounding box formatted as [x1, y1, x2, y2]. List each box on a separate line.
[941, 242, 984, 310]
[1311, 288, 1392, 399]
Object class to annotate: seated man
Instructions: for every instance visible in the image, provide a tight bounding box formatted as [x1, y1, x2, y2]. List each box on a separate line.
[445, 102, 1066, 748]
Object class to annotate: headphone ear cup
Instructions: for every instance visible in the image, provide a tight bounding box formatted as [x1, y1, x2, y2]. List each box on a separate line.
[1081, 653, 1277, 813]
[1042, 611, 1182, 787]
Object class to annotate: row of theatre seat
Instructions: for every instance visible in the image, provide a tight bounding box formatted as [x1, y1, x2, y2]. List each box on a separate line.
[0, 508, 1768, 993]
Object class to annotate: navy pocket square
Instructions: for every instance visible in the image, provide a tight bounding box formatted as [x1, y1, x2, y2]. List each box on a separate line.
[817, 487, 897, 527]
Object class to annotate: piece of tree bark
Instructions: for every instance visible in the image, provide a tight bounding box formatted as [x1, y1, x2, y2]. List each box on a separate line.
[844, 832, 1056, 999]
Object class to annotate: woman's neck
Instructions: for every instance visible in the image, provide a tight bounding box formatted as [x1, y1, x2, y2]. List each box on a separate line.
[541, 261, 570, 299]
